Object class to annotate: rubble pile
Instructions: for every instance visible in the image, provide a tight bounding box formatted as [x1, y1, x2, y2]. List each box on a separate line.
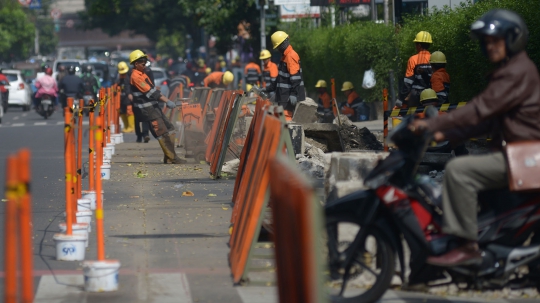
[221, 159, 240, 175]
[339, 125, 383, 151]
[296, 141, 329, 179]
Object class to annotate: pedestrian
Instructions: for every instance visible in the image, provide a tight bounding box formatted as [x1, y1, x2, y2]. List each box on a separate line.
[203, 71, 234, 89]
[411, 9, 540, 267]
[263, 31, 305, 121]
[259, 49, 278, 88]
[340, 81, 370, 122]
[129, 49, 187, 164]
[397, 31, 433, 108]
[117, 61, 135, 133]
[429, 51, 451, 104]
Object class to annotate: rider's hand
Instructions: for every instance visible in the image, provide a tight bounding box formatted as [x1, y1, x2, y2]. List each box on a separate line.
[166, 100, 176, 109]
[409, 119, 428, 134]
[433, 131, 445, 142]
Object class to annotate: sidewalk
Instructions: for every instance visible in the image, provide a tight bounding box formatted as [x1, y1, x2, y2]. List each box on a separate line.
[34, 135, 277, 303]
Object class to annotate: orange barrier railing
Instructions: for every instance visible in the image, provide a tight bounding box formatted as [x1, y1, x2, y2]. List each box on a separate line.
[204, 90, 233, 162]
[269, 155, 326, 303]
[4, 149, 34, 303]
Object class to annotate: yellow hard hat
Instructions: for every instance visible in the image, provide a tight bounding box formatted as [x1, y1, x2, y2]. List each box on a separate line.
[430, 51, 447, 63]
[341, 81, 354, 91]
[129, 50, 147, 64]
[218, 55, 224, 61]
[413, 31, 433, 43]
[315, 80, 327, 88]
[222, 71, 234, 85]
[220, 61, 226, 68]
[198, 58, 205, 67]
[246, 84, 253, 92]
[205, 67, 212, 74]
[420, 89, 438, 102]
[259, 49, 271, 60]
[117, 61, 129, 74]
[271, 31, 289, 49]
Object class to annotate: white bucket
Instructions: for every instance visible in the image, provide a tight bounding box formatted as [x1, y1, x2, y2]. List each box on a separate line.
[82, 190, 104, 210]
[75, 211, 93, 232]
[54, 233, 87, 261]
[111, 134, 122, 144]
[101, 164, 111, 180]
[110, 124, 116, 134]
[77, 198, 92, 212]
[118, 133, 124, 143]
[59, 222, 89, 247]
[102, 159, 111, 166]
[103, 147, 113, 160]
[83, 260, 121, 292]
[106, 143, 115, 155]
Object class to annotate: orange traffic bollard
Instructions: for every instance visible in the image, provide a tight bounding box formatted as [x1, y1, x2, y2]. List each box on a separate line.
[95, 105, 105, 260]
[64, 106, 74, 235]
[89, 101, 96, 192]
[4, 156, 18, 303]
[17, 149, 34, 303]
[77, 99, 84, 199]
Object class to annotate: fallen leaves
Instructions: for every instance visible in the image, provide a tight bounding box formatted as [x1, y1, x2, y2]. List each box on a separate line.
[208, 193, 216, 197]
[182, 191, 194, 197]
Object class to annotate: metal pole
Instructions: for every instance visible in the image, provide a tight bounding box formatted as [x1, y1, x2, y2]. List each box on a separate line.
[384, 0, 389, 25]
[371, 0, 376, 21]
[35, 27, 39, 55]
[260, 0, 266, 86]
[388, 70, 396, 108]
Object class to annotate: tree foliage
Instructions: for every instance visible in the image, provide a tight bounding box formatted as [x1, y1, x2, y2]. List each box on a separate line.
[81, 0, 260, 57]
[0, 3, 36, 62]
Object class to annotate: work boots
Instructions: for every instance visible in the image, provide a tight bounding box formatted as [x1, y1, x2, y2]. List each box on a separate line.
[122, 114, 135, 133]
[157, 133, 187, 164]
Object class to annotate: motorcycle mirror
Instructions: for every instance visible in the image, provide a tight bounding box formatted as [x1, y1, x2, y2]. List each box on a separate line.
[425, 106, 438, 118]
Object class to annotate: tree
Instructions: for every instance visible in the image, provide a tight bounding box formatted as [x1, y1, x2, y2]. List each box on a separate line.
[0, 3, 36, 62]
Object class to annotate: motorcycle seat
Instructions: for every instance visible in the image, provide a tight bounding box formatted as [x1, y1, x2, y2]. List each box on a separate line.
[478, 189, 539, 215]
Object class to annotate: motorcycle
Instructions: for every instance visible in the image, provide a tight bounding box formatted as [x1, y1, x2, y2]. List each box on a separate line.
[325, 108, 540, 303]
[36, 94, 55, 119]
[82, 92, 95, 116]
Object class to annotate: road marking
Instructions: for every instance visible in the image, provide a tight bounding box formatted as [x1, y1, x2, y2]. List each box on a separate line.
[22, 113, 27, 117]
[13, 116, 19, 120]
[236, 286, 278, 303]
[34, 275, 86, 303]
[34, 122, 48, 126]
[57, 121, 64, 125]
[83, 121, 89, 126]
[12, 123, 25, 127]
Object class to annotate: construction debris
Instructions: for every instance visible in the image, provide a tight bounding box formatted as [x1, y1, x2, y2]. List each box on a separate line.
[296, 142, 329, 180]
[292, 97, 318, 124]
[222, 159, 240, 175]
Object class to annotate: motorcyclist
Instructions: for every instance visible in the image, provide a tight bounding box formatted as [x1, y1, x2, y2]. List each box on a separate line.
[34, 68, 58, 108]
[80, 65, 101, 100]
[58, 65, 84, 109]
[411, 9, 540, 267]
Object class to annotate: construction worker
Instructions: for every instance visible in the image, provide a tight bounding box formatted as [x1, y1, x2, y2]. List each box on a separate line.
[263, 31, 305, 120]
[419, 88, 441, 107]
[315, 80, 331, 111]
[397, 31, 433, 108]
[203, 71, 234, 89]
[430, 51, 451, 104]
[117, 62, 134, 133]
[341, 81, 370, 122]
[259, 49, 278, 88]
[244, 57, 261, 87]
[129, 49, 187, 164]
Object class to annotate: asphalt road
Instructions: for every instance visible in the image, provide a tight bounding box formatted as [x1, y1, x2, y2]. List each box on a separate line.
[0, 107, 539, 302]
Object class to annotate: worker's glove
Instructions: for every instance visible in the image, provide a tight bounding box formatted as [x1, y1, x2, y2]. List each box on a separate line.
[289, 95, 298, 106]
[395, 99, 403, 108]
[166, 100, 176, 109]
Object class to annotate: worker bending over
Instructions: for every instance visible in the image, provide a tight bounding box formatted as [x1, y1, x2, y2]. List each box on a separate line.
[203, 71, 234, 89]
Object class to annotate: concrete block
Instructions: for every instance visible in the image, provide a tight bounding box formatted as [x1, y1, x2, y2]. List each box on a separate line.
[292, 97, 318, 124]
[288, 123, 304, 156]
[325, 151, 389, 203]
[303, 123, 343, 152]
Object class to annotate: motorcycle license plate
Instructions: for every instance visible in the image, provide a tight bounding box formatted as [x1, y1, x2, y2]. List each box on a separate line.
[42, 100, 52, 105]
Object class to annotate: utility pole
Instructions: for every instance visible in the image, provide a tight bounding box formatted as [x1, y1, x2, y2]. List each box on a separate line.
[384, 0, 389, 25]
[371, 0, 377, 21]
[35, 27, 40, 55]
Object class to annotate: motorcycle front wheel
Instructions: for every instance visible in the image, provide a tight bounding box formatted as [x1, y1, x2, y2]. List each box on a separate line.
[326, 215, 395, 303]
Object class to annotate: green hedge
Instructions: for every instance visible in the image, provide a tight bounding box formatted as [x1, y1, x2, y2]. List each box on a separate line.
[285, 0, 540, 103]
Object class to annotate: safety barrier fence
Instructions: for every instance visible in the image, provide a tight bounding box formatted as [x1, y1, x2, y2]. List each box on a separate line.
[4, 149, 33, 303]
[269, 155, 327, 303]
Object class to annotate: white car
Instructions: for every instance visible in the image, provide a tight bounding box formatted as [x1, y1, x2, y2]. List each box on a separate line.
[4, 70, 32, 111]
[151, 67, 169, 98]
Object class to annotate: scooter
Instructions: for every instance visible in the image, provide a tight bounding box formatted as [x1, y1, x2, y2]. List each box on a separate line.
[82, 92, 95, 116]
[325, 108, 540, 303]
[36, 94, 55, 119]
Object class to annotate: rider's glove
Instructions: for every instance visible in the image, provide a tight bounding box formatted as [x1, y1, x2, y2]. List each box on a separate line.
[395, 99, 403, 108]
[166, 100, 176, 109]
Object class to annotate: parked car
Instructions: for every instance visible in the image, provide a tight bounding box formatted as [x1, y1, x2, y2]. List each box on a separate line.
[151, 67, 169, 98]
[4, 69, 32, 111]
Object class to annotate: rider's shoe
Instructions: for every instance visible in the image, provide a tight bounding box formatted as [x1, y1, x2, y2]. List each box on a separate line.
[427, 241, 482, 267]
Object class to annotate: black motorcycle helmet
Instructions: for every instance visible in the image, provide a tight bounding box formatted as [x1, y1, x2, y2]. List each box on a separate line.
[68, 65, 76, 75]
[85, 65, 94, 73]
[470, 9, 529, 58]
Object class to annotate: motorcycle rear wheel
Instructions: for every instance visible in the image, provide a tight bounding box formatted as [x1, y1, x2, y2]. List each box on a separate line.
[326, 215, 395, 303]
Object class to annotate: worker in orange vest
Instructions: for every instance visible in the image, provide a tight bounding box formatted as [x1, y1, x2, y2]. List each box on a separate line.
[203, 71, 234, 88]
[316, 80, 333, 122]
[244, 57, 261, 87]
[430, 51, 451, 104]
[341, 81, 370, 122]
[259, 49, 278, 88]
[397, 31, 433, 108]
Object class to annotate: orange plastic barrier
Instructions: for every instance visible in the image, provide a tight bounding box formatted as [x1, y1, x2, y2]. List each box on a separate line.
[208, 91, 244, 178]
[229, 111, 283, 283]
[64, 101, 75, 234]
[3, 149, 34, 303]
[204, 90, 233, 162]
